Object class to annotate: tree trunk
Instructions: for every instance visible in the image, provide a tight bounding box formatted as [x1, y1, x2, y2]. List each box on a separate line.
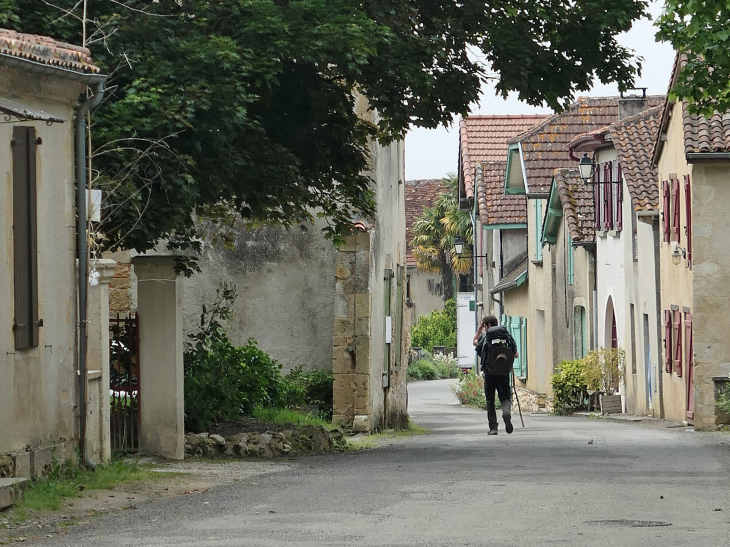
[439, 251, 453, 301]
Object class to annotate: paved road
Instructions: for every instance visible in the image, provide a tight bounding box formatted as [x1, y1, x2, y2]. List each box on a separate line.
[41, 379, 730, 546]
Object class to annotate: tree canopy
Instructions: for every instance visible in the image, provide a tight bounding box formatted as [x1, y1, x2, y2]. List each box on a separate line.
[656, 0, 730, 117]
[4, 0, 648, 256]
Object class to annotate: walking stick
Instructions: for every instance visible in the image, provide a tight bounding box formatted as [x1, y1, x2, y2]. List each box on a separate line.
[511, 370, 525, 428]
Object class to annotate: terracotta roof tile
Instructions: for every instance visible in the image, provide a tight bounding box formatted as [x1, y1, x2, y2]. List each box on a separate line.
[405, 178, 446, 267]
[476, 162, 527, 226]
[460, 115, 548, 199]
[512, 97, 664, 196]
[554, 168, 594, 243]
[0, 28, 99, 74]
[610, 105, 663, 211]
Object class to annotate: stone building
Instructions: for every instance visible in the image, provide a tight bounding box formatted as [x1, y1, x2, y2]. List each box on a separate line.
[0, 29, 109, 487]
[651, 55, 730, 430]
[404, 178, 448, 326]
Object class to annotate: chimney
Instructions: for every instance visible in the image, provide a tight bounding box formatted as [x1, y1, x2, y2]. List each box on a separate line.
[619, 88, 649, 120]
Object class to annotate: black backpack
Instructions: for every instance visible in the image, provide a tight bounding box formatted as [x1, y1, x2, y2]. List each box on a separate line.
[480, 325, 515, 375]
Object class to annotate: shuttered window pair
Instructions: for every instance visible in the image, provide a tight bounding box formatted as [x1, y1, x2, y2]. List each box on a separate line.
[662, 175, 692, 259]
[664, 308, 693, 378]
[11, 126, 40, 350]
[501, 314, 527, 379]
[594, 161, 623, 231]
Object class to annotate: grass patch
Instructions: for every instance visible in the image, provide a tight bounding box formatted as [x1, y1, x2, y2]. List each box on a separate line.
[345, 419, 429, 451]
[252, 408, 337, 430]
[11, 460, 166, 518]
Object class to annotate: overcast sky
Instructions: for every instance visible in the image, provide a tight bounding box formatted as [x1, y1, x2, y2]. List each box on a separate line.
[404, 1, 675, 180]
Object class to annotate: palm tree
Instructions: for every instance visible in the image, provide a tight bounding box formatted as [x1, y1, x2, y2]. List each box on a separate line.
[410, 174, 473, 300]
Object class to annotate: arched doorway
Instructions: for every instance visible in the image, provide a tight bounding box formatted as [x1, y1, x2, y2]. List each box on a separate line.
[605, 296, 618, 349]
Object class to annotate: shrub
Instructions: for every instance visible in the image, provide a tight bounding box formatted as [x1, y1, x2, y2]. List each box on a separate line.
[583, 347, 626, 394]
[407, 353, 459, 381]
[410, 299, 456, 352]
[184, 284, 293, 432]
[432, 354, 460, 379]
[551, 359, 588, 415]
[285, 367, 334, 420]
[409, 359, 439, 380]
[451, 369, 487, 409]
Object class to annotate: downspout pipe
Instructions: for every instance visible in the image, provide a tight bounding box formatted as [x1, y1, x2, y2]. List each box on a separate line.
[77, 81, 105, 470]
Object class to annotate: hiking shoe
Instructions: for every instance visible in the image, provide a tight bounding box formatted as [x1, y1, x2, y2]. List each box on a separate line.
[488, 428, 498, 436]
[504, 414, 513, 434]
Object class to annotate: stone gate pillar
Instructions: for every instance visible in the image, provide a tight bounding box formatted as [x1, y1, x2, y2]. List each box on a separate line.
[131, 256, 184, 459]
[86, 258, 117, 463]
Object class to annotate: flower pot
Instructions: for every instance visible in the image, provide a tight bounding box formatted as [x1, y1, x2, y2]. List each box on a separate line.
[600, 394, 622, 415]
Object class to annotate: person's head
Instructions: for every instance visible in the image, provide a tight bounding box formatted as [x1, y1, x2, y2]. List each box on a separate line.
[481, 315, 498, 328]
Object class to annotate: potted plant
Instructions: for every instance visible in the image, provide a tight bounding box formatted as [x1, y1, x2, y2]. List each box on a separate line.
[583, 348, 625, 414]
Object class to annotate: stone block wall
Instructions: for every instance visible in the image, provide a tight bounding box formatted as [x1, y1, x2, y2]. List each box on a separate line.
[109, 262, 137, 314]
[332, 232, 373, 431]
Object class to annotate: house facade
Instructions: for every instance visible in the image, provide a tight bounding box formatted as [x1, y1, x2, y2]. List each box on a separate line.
[569, 103, 664, 417]
[405, 178, 448, 327]
[0, 29, 106, 479]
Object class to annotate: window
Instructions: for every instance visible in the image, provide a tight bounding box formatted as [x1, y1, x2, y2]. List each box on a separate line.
[630, 304, 637, 375]
[535, 199, 543, 261]
[573, 305, 587, 359]
[684, 174, 692, 269]
[12, 126, 40, 350]
[672, 309, 683, 377]
[595, 161, 623, 231]
[567, 235, 574, 286]
[672, 177, 681, 242]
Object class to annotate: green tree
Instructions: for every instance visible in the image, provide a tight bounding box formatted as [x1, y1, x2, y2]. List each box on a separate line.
[410, 175, 473, 301]
[656, 0, 730, 117]
[6, 0, 648, 258]
[411, 299, 457, 352]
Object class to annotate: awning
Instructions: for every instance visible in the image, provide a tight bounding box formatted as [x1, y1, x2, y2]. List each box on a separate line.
[0, 98, 65, 124]
[491, 258, 528, 293]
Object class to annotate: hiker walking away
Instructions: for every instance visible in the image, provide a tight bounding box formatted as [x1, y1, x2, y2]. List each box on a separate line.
[473, 315, 518, 435]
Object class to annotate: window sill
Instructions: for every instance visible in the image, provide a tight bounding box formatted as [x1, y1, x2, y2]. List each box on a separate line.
[596, 230, 607, 238]
[517, 376, 527, 383]
[531, 259, 543, 267]
[608, 229, 622, 237]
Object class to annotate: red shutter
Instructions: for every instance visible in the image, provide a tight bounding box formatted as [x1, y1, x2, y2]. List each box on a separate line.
[664, 310, 672, 373]
[595, 174, 601, 231]
[684, 174, 692, 269]
[662, 180, 670, 242]
[605, 163, 613, 230]
[616, 164, 623, 230]
[673, 310, 683, 377]
[685, 312, 694, 418]
[672, 178, 681, 241]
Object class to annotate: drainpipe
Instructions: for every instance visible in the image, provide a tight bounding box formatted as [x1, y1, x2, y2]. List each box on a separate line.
[77, 82, 105, 470]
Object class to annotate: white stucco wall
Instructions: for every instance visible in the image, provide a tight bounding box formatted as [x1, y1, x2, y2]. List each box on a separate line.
[0, 67, 85, 455]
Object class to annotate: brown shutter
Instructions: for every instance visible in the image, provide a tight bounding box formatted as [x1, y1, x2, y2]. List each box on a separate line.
[685, 312, 694, 418]
[672, 178, 681, 241]
[673, 310, 683, 377]
[594, 166, 601, 230]
[12, 126, 39, 349]
[662, 180, 670, 242]
[684, 174, 692, 269]
[664, 310, 672, 373]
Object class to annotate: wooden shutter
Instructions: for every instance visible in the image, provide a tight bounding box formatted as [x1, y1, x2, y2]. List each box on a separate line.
[672, 178, 681, 241]
[673, 310, 683, 377]
[684, 174, 692, 269]
[12, 126, 39, 350]
[685, 312, 694, 418]
[604, 163, 613, 230]
[519, 317, 528, 378]
[535, 199, 543, 261]
[662, 180, 670, 242]
[616, 164, 623, 230]
[509, 316, 522, 378]
[663, 310, 672, 373]
[394, 265, 404, 371]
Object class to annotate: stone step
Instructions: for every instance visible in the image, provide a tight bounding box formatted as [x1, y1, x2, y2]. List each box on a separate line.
[0, 478, 28, 511]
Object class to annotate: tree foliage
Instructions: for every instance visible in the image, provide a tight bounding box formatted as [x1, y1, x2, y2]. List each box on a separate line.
[411, 299, 457, 352]
[410, 174, 473, 300]
[656, 0, 730, 117]
[6, 0, 648, 255]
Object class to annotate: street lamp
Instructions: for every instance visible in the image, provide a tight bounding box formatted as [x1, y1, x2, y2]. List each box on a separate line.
[454, 235, 464, 255]
[578, 153, 595, 184]
[672, 244, 686, 265]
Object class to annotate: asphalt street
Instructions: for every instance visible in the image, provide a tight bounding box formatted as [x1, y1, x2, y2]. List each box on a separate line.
[39, 379, 730, 546]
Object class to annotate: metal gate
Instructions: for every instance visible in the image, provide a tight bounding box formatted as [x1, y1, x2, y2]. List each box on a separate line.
[109, 312, 140, 453]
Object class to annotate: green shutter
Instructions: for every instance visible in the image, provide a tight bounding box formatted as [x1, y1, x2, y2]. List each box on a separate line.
[509, 316, 522, 377]
[394, 265, 404, 371]
[535, 200, 543, 261]
[383, 269, 392, 386]
[519, 317, 528, 378]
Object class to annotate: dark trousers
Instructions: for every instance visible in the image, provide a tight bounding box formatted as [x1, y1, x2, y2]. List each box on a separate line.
[485, 374, 512, 430]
